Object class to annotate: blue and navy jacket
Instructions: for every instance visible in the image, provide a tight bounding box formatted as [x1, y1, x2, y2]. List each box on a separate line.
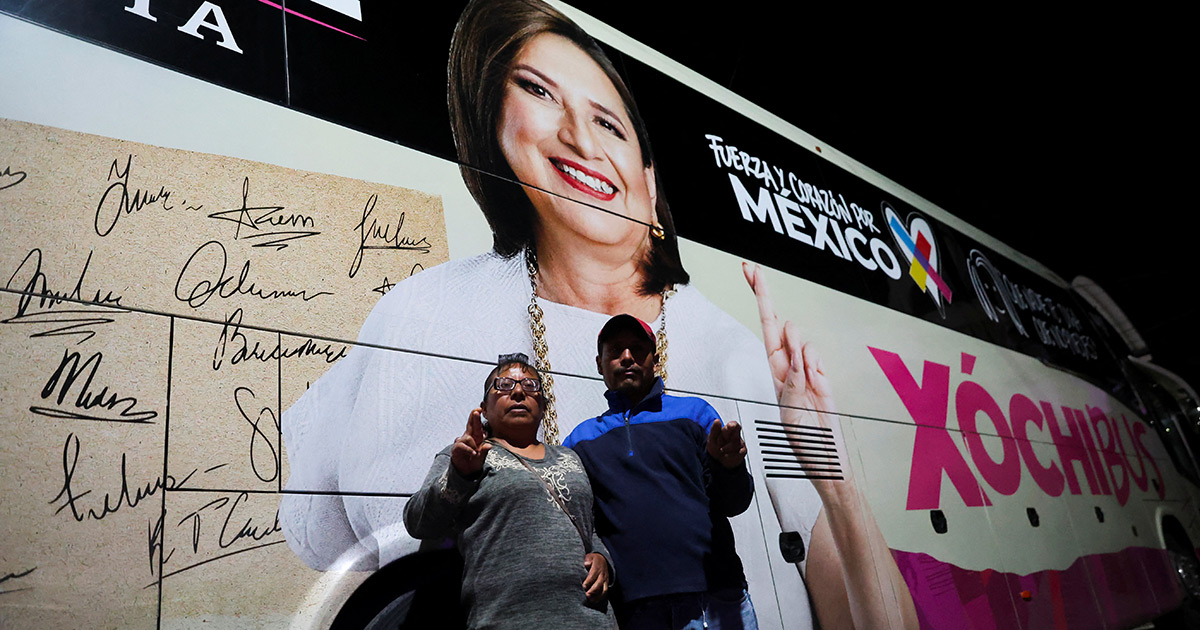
[563, 378, 754, 603]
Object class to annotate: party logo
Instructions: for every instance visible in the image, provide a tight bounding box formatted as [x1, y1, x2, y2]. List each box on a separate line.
[885, 203, 952, 316]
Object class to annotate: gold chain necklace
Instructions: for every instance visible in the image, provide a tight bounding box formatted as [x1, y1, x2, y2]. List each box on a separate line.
[525, 249, 672, 445]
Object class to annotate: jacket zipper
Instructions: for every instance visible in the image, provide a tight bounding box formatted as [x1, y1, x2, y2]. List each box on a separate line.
[625, 410, 634, 457]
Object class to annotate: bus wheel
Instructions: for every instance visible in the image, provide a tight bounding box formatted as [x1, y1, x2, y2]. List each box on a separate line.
[1155, 520, 1200, 629]
[1170, 547, 1200, 600]
[330, 547, 466, 630]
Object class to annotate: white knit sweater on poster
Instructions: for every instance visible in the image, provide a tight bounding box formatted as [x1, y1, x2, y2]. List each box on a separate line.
[279, 251, 820, 584]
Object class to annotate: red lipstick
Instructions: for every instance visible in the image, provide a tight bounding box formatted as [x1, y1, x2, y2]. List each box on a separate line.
[549, 157, 618, 202]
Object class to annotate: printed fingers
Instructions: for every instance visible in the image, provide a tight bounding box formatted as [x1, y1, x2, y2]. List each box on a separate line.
[778, 320, 809, 409]
[744, 263, 787, 391]
[801, 341, 837, 413]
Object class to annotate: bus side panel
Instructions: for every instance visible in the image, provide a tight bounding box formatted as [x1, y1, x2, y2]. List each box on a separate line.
[683, 241, 1186, 628]
[849, 412, 1180, 629]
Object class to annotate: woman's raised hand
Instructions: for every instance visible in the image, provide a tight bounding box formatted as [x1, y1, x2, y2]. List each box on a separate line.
[451, 408, 492, 476]
[742, 262, 837, 431]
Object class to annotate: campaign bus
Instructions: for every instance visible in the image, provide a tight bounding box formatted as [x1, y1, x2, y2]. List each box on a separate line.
[1, 2, 1197, 628]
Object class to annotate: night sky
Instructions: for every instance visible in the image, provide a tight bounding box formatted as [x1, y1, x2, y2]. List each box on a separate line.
[583, 3, 1198, 394]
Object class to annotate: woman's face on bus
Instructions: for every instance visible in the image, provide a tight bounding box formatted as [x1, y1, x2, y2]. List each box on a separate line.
[498, 33, 656, 250]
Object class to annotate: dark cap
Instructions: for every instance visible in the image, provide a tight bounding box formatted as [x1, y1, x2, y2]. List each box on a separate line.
[597, 314, 655, 352]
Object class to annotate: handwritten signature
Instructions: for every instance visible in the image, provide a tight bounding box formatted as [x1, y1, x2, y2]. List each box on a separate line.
[233, 386, 280, 484]
[94, 154, 184, 237]
[174, 240, 333, 309]
[212, 308, 346, 370]
[207, 177, 319, 250]
[0, 567, 36, 595]
[3, 248, 125, 343]
[148, 493, 284, 582]
[0, 165, 27, 191]
[348, 194, 432, 278]
[50, 433, 196, 524]
[371, 263, 424, 296]
[31, 349, 158, 424]
[175, 492, 283, 554]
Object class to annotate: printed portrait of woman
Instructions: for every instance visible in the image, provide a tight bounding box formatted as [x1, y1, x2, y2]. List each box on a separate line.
[280, 0, 917, 628]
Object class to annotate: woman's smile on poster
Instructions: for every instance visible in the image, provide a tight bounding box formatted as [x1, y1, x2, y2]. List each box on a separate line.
[498, 32, 657, 253]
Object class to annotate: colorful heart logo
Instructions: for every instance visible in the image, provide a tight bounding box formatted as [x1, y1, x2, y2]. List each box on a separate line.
[884, 202, 952, 316]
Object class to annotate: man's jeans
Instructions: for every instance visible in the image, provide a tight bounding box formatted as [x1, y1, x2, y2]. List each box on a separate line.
[616, 587, 758, 630]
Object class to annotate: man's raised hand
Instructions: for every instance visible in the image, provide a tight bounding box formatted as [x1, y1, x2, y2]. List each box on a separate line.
[707, 419, 747, 468]
[451, 408, 491, 476]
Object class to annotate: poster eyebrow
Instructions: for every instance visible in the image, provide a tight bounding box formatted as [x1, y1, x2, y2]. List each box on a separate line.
[512, 64, 559, 89]
[589, 100, 627, 132]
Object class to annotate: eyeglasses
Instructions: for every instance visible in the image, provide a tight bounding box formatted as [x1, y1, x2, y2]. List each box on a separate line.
[490, 377, 542, 393]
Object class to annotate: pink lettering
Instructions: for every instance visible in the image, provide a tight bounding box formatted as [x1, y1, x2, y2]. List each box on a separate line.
[1088, 407, 1130, 506]
[1132, 421, 1166, 499]
[1010, 394, 1064, 496]
[869, 347, 991, 509]
[1118, 415, 1149, 492]
[956, 381, 1020, 496]
[874, 346, 1165, 510]
[1042, 403, 1102, 496]
[1072, 408, 1112, 495]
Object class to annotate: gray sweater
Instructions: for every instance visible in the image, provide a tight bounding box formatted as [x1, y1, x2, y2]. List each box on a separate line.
[404, 443, 616, 630]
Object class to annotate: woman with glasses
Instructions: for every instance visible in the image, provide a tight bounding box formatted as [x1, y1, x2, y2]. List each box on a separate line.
[282, 0, 917, 627]
[403, 353, 615, 630]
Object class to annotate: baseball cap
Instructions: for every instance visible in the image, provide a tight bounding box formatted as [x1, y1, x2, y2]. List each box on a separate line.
[597, 314, 655, 352]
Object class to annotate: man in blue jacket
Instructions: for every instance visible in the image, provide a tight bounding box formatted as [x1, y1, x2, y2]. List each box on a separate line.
[564, 314, 757, 629]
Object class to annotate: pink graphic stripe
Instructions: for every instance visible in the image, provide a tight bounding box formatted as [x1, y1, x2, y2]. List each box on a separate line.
[893, 546, 1181, 629]
[256, 0, 365, 41]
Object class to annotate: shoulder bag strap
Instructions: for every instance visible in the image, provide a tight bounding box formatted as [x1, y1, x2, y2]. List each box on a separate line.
[487, 440, 591, 552]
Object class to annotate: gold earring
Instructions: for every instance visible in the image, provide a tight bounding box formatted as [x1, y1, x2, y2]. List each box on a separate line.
[650, 223, 666, 241]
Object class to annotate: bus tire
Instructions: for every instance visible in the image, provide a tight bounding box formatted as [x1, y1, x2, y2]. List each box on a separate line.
[1155, 518, 1200, 630]
[330, 547, 467, 630]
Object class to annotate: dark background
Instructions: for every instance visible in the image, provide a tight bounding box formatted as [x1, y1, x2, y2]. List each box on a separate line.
[577, 2, 1197, 393]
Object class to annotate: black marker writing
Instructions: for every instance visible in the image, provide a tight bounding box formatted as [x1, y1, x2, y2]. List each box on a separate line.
[0, 567, 36, 584]
[175, 492, 282, 555]
[371, 263, 424, 296]
[372, 277, 395, 295]
[151, 541, 285, 586]
[175, 240, 333, 309]
[31, 349, 158, 424]
[349, 194, 432, 278]
[233, 387, 280, 483]
[0, 566, 36, 595]
[3, 249, 125, 343]
[50, 433, 197, 523]
[207, 177, 319, 250]
[0, 165, 27, 191]
[147, 512, 173, 575]
[94, 155, 177, 237]
[219, 493, 282, 548]
[212, 308, 346, 370]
